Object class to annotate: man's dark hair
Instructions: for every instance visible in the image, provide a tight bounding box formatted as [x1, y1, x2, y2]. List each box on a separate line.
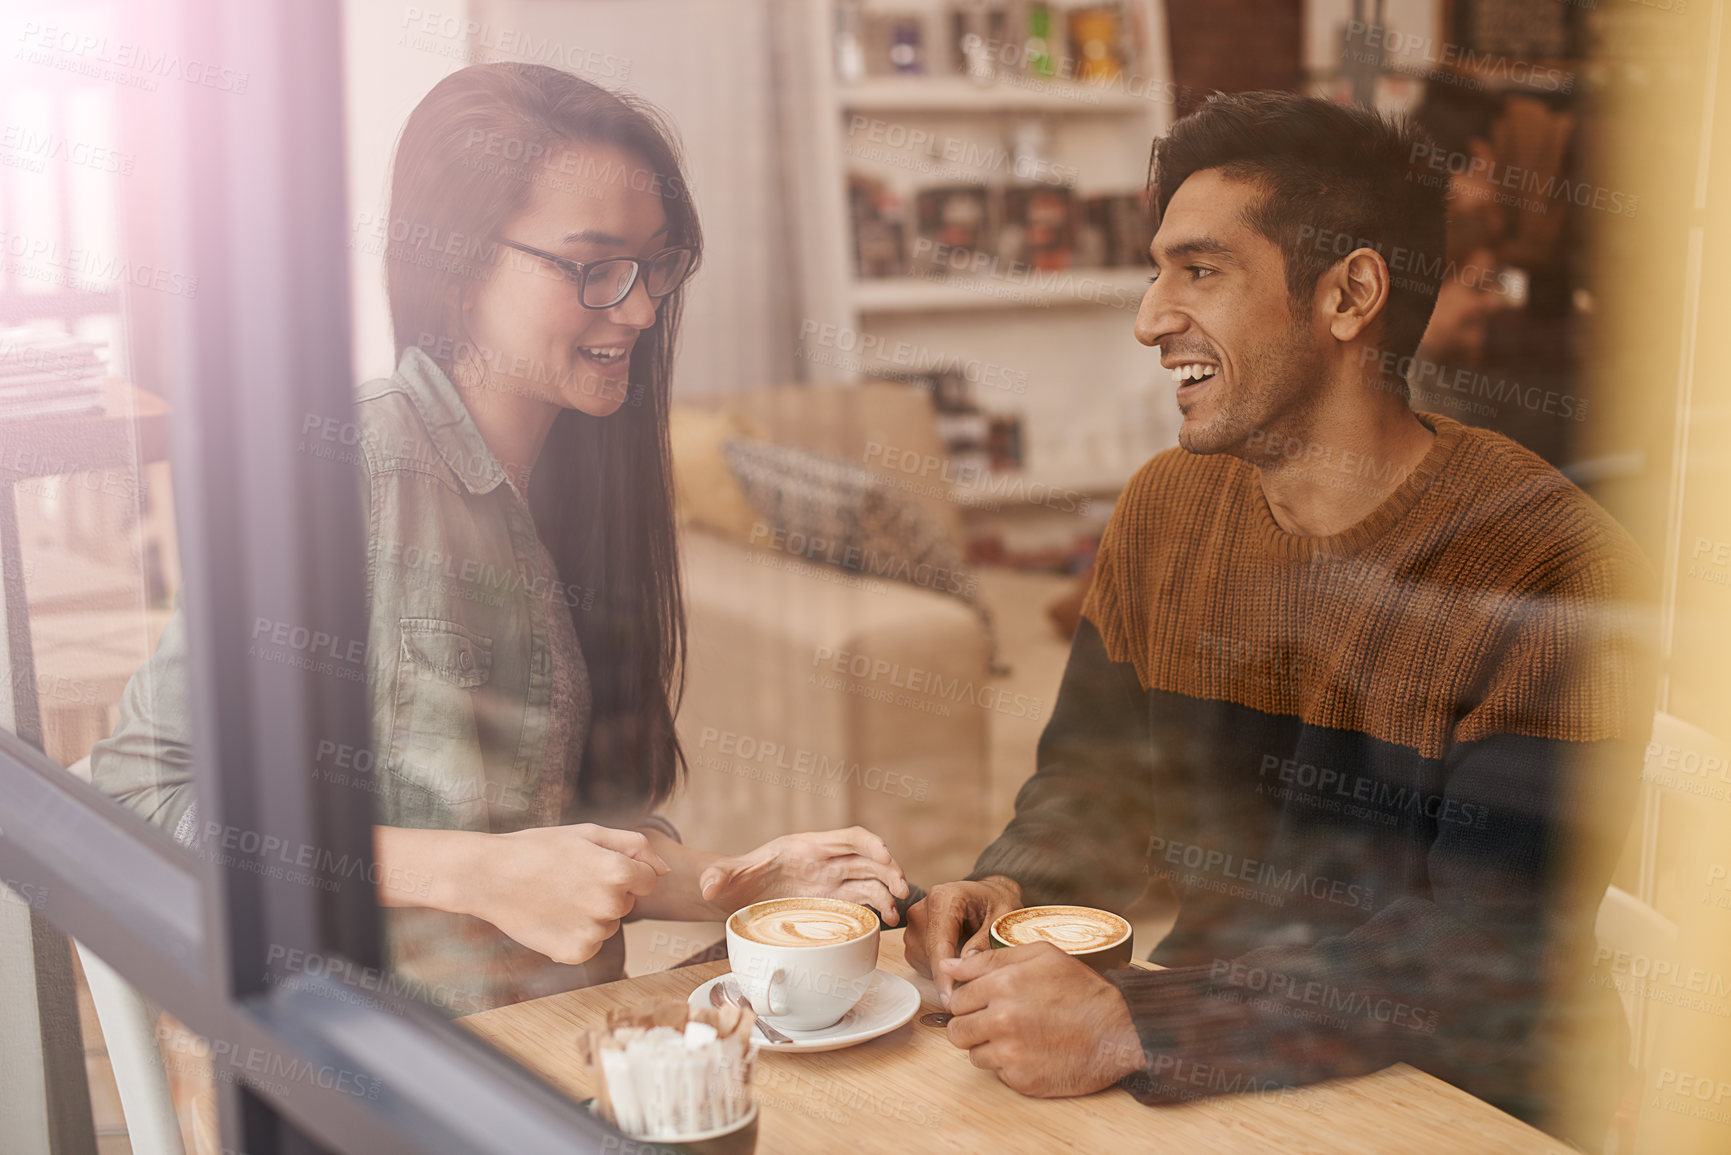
[1149, 91, 1448, 370]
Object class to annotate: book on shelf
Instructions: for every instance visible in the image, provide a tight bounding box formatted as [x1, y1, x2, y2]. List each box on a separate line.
[910, 184, 994, 275]
[0, 327, 108, 422]
[851, 183, 1149, 281]
[997, 185, 1075, 271]
[950, 2, 1012, 81]
[1067, 5, 1128, 84]
[849, 173, 910, 278]
[856, 1, 1138, 87]
[861, 10, 927, 76]
[1078, 192, 1152, 269]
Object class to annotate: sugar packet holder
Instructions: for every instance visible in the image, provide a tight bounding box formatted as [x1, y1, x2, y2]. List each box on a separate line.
[578, 999, 757, 1139]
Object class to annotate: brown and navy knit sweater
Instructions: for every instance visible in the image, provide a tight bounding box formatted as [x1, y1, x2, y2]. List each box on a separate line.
[970, 412, 1654, 1137]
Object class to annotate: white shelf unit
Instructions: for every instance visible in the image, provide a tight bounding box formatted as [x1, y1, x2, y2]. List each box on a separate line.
[840, 75, 1158, 114]
[774, 0, 1180, 502]
[851, 269, 1152, 313]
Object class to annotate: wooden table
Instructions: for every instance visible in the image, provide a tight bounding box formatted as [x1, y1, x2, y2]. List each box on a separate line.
[464, 931, 1573, 1154]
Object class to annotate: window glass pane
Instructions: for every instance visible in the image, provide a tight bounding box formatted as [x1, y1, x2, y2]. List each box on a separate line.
[0, 1, 195, 837]
[1, 7, 210, 1154]
[28, 1, 1699, 1153]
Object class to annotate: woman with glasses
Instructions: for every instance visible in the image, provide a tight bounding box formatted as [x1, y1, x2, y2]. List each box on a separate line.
[93, 62, 908, 1012]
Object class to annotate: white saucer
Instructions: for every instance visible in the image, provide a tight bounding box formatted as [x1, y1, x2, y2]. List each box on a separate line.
[687, 970, 920, 1054]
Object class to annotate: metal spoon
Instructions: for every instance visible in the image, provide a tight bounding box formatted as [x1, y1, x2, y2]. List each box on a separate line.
[709, 977, 793, 1044]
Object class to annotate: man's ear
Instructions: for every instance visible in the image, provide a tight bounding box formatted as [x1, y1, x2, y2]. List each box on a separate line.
[1322, 248, 1390, 344]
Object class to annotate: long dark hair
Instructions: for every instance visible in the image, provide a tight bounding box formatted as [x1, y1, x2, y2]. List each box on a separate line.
[385, 63, 697, 813]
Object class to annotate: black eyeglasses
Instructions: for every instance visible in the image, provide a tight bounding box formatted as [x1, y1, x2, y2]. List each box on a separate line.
[498, 239, 698, 310]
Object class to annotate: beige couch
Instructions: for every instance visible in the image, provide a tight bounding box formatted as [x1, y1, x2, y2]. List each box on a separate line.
[664, 384, 992, 886]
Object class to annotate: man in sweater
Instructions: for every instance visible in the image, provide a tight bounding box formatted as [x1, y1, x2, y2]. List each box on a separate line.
[905, 92, 1652, 1146]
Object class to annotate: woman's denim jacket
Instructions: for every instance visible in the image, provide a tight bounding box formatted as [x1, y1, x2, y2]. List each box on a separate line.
[92, 347, 670, 1008]
[92, 346, 606, 839]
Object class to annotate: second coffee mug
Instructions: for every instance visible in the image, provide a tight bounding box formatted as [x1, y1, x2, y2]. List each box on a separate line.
[989, 905, 1133, 972]
[725, 897, 880, 1031]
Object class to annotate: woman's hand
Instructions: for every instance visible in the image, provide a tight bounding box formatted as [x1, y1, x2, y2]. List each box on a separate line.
[455, 823, 670, 965]
[697, 826, 911, 925]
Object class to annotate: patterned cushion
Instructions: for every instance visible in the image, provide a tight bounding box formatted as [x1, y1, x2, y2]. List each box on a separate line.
[669, 405, 763, 540]
[722, 439, 1005, 672]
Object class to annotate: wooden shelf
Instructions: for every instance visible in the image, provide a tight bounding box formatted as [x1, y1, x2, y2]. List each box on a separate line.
[852, 269, 1148, 314]
[838, 76, 1155, 115]
[0, 380, 171, 482]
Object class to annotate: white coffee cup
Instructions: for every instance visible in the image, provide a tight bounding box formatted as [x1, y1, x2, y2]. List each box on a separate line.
[725, 897, 880, 1032]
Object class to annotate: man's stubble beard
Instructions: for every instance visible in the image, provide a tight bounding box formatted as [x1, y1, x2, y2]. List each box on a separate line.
[1178, 323, 1323, 461]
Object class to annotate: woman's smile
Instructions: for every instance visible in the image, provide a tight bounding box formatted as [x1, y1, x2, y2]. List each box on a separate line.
[576, 342, 631, 367]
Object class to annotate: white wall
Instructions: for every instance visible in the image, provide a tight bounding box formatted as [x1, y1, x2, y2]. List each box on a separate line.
[451, 0, 798, 397]
[342, 2, 472, 385]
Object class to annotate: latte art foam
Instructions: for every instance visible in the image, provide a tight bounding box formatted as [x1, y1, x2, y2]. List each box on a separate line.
[993, 907, 1128, 952]
[734, 899, 877, 947]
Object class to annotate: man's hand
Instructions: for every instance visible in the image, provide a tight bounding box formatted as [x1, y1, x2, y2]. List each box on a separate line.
[904, 876, 1023, 1007]
[698, 826, 910, 924]
[938, 942, 1144, 1098]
